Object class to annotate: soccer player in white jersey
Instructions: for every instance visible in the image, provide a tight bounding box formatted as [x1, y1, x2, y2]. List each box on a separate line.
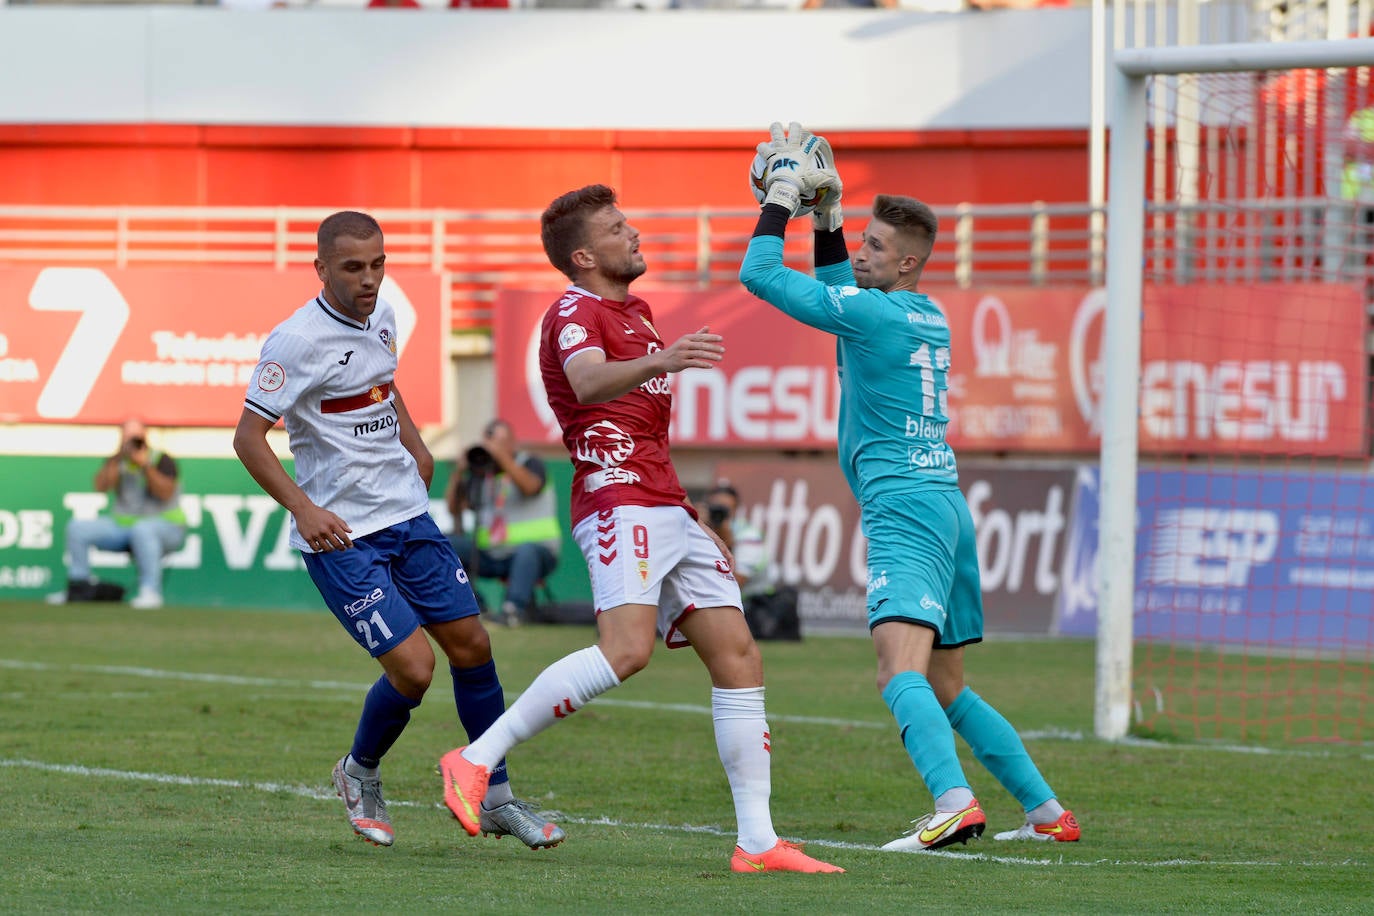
[739, 124, 1079, 850]
[438, 186, 843, 875]
[233, 211, 563, 851]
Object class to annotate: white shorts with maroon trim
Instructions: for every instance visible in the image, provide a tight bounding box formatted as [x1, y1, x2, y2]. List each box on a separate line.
[572, 504, 742, 649]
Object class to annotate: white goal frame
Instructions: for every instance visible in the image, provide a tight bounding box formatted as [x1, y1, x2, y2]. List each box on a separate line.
[1097, 37, 1374, 740]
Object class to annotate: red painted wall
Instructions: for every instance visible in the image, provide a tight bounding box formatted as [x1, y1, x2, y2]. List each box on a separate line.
[0, 125, 1089, 210]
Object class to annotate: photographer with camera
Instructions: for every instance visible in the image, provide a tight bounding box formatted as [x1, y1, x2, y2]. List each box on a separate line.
[700, 481, 799, 641]
[46, 418, 187, 610]
[445, 418, 560, 627]
[700, 482, 769, 596]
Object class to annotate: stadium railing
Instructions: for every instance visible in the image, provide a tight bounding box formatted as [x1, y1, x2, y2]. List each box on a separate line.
[1, 198, 1369, 334]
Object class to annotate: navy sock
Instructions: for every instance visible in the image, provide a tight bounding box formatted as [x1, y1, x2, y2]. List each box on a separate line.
[451, 661, 510, 786]
[350, 675, 421, 769]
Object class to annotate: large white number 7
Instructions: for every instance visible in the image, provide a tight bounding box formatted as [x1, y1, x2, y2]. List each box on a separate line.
[29, 268, 129, 419]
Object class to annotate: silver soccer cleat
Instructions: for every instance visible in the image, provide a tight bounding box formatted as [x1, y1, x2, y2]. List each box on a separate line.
[479, 798, 565, 849]
[332, 756, 395, 847]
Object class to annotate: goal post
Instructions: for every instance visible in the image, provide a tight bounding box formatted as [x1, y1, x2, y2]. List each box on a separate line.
[1098, 38, 1374, 741]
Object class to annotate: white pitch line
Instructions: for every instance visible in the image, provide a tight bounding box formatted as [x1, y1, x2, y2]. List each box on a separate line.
[3, 658, 1371, 758]
[3, 757, 1364, 869]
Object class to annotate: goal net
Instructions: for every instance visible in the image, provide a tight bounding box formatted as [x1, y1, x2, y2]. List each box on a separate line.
[1098, 39, 1374, 745]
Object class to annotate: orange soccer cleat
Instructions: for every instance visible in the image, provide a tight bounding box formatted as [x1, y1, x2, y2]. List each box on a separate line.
[730, 839, 845, 874]
[439, 746, 490, 837]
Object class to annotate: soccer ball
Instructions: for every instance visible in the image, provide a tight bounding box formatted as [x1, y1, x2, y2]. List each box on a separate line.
[748, 148, 833, 218]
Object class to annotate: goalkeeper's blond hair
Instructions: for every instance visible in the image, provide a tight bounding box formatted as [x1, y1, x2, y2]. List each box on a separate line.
[872, 195, 937, 269]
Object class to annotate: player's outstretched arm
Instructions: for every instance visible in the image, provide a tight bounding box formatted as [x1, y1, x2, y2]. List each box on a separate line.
[233, 407, 354, 551]
[563, 328, 724, 405]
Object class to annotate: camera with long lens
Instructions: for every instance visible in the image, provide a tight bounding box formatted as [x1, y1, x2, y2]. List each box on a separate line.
[706, 503, 730, 528]
[127, 437, 146, 452]
[465, 444, 494, 474]
[462, 444, 495, 511]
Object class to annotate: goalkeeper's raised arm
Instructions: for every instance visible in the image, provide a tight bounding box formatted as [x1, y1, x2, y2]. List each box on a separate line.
[738, 121, 854, 334]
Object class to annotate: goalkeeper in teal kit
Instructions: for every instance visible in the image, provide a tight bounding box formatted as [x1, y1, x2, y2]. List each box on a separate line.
[740, 122, 1079, 850]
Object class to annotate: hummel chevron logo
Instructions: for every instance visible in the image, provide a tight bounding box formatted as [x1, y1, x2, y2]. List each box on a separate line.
[338, 350, 354, 365]
[552, 699, 577, 719]
[599, 551, 618, 566]
[598, 536, 615, 549]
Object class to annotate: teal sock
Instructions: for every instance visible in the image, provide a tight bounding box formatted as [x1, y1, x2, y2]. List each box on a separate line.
[881, 671, 969, 800]
[945, 687, 1054, 811]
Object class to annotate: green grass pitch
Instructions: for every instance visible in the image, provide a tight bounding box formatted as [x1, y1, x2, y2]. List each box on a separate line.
[3, 600, 1370, 914]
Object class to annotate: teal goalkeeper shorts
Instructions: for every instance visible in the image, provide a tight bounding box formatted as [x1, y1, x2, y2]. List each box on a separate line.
[863, 488, 984, 648]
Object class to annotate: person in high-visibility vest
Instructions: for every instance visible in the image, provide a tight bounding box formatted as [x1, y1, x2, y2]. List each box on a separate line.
[446, 418, 560, 627]
[1340, 106, 1374, 203]
[46, 418, 187, 610]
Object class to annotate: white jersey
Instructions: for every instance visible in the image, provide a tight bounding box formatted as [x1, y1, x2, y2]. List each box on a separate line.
[244, 293, 429, 550]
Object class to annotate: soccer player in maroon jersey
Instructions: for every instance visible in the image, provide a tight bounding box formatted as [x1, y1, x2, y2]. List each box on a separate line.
[439, 185, 843, 874]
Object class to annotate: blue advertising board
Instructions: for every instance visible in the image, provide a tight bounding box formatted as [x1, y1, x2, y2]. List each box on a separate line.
[1056, 466, 1374, 650]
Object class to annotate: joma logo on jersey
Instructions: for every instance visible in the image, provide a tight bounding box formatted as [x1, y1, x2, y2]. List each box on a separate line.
[343, 587, 385, 618]
[353, 413, 398, 437]
[1145, 508, 1280, 587]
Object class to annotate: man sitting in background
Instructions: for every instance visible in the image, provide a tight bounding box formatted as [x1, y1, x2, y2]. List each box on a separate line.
[46, 419, 187, 610]
[700, 481, 799, 641]
[445, 418, 560, 627]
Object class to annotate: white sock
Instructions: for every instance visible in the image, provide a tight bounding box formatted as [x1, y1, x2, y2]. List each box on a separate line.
[465, 646, 620, 770]
[343, 754, 378, 779]
[1027, 799, 1066, 825]
[935, 787, 976, 811]
[482, 781, 514, 809]
[712, 686, 778, 855]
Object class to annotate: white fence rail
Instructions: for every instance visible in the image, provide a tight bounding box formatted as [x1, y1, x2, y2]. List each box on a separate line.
[2, 200, 1369, 329]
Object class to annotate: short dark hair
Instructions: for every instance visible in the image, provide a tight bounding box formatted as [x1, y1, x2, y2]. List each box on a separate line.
[706, 480, 739, 502]
[872, 195, 937, 262]
[541, 185, 618, 281]
[317, 211, 382, 258]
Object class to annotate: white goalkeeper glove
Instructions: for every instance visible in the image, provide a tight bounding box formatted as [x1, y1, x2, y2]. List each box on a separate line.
[756, 120, 811, 216]
[805, 132, 844, 233]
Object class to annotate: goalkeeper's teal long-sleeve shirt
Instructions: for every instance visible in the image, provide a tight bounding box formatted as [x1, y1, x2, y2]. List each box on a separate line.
[739, 233, 959, 507]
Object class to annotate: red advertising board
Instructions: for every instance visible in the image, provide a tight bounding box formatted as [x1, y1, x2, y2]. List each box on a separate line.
[0, 266, 444, 427]
[492, 283, 1367, 456]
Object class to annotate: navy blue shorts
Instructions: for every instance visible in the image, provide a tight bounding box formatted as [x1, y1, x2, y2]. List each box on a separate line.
[302, 513, 480, 657]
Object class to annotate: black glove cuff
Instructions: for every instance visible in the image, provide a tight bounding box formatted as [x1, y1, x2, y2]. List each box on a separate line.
[751, 204, 791, 240]
[813, 228, 849, 268]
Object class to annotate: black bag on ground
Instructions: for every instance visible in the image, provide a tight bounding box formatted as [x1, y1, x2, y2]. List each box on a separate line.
[743, 586, 801, 641]
[67, 580, 126, 603]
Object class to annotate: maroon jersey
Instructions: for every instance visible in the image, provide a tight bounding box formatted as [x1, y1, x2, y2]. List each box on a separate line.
[539, 287, 691, 526]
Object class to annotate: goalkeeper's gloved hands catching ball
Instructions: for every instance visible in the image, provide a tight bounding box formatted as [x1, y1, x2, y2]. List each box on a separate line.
[755, 121, 843, 227]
